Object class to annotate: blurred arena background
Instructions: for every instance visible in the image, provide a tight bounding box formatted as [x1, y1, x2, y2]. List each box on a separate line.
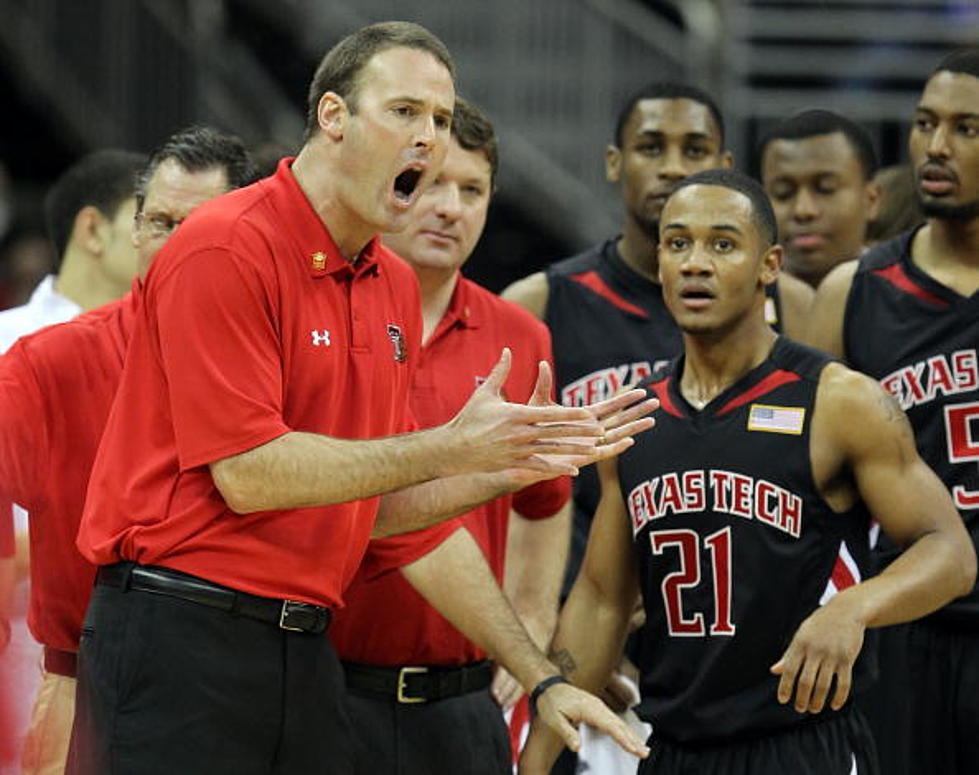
[0, 0, 976, 303]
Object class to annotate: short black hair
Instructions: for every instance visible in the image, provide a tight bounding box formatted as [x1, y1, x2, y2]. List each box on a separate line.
[614, 82, 724, 148]
[451, 97, 498, 186]
[304, 21, 455, 141]
[136, 125, 258, 212]
[668, 168, 778, 246]
[43, 149, 146, 269]
[757, 109, 878, 180]
[933, 46, 979, 80]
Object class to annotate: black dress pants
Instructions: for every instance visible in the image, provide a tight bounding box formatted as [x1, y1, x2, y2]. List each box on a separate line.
[67, 581, 352, 775]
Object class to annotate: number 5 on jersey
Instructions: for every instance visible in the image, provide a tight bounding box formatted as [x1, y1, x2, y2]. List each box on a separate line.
[650, 528, 736, 637]
[945, 401, 979, 509]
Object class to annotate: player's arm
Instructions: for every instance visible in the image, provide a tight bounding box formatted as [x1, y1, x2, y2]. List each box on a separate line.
[492, 500, 572, 709]
[775, 272, 814, 340]
[519, 457, 646, 773]
[800, 260, 858, 358]
[771, 365, 976, 714]
[401, 525, 648, 758]
[501, 271, 549, 320]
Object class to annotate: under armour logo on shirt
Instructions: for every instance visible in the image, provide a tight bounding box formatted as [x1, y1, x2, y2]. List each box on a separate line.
[310, 329, 331, 347]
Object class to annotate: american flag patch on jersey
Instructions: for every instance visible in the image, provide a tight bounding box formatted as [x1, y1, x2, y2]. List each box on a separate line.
[747, 404, 806, 435]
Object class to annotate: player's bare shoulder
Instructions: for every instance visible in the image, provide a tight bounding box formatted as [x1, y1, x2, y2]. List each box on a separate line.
[501, 271, 549, 320]
[815, 361, 914, 456]
[774, 272, 814, 340]
[804, 259, 860, 357]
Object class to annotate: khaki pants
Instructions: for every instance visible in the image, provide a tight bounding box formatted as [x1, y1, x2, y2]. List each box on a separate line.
[21, 670, 75, 775]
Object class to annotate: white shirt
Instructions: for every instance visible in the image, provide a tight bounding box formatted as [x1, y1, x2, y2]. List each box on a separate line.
[0, 274, 82, 354]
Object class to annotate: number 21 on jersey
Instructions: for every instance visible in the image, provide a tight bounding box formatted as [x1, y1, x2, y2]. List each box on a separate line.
[650, 527, 736, 637]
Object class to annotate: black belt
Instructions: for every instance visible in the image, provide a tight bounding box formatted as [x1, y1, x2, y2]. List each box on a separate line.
[343, 660, 493, 704]
[96, 562, 332, 635]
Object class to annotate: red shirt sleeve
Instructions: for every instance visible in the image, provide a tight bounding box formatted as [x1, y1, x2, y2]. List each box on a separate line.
[359, 519, 464, 579]
[0, 343, 45, 507]
[153, 248, 291, 470]
[0, 503, 13, 559]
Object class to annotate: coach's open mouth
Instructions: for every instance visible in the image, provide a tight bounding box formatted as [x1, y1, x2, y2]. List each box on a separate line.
[393, 166, 423, 205]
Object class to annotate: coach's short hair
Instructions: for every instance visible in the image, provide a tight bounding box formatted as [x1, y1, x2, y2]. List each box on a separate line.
[614, 82, 725, 148]
[44, 149, 146, 268]
[667, 168, 778, 246]
[304, 21, 455, 141]
[136, 125, 258, 212]
[451, 97, 498, 186]
[932, 46, 979, 80]
[757, 109, 878, 180]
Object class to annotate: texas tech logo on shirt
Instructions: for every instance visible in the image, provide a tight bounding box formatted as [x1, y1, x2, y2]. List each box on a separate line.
[880, 348, 978, 411]
[561, 361, 667, 406]
[386, 324, 407, 363]
[627, 468, 803, 539]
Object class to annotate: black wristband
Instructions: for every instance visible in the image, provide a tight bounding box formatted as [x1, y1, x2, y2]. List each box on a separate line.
[529, 674, 570, 716]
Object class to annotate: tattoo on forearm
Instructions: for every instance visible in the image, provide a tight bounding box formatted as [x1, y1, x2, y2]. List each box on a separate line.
[549, 648, 577, 677]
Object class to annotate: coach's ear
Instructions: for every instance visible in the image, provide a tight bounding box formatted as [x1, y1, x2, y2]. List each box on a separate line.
[606, 144, 622, 184]
[317, 92, 347, 142]
[720, 150, 734, 170]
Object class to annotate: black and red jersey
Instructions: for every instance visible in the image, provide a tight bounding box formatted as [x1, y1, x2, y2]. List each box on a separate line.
[545, 239, 786, 591]
[844, 227, 979, 624]
[620, 337, 871, 743]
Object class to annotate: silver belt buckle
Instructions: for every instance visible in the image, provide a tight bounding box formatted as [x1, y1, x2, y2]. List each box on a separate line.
[397, 666, 428, 703]
[279, 600, 306, 632]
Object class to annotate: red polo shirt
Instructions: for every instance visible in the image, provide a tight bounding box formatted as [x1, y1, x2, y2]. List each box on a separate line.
[330, 277, 570, 665]
[78, 159, 435, 608]
[0, 505, 11, 559]
[0, 293, 135, 651]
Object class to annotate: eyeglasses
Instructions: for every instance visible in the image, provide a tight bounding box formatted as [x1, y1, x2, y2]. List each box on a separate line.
[134, 212, 184, 239]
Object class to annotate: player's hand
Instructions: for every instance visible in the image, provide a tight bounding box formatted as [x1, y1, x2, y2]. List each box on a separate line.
[443, 349, 601, 478]
[491, 664, 523, 710]
[534, 682, 650, 759]
[770, 595, 866, 714]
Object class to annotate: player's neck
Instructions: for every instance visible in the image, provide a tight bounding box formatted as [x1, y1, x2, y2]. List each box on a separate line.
[912, 218, 979, 296]
[414, 265, 459, 345]
[617, 219, 659, 283]
[680, 317, 777, 410]
[54, 252, 125, 311]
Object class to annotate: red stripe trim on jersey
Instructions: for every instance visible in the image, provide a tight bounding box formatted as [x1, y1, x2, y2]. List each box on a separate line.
[508, 695, 530, 763]
[650, 377, 683, 417]
[831, 555, 857, 591]
[716, 370, 801, 417]
[570, 271, 650, 319]
[873, 264, 950, 308]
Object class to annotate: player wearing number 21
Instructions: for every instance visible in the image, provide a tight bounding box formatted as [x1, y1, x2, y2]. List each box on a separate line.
[518, 169, 975, 775]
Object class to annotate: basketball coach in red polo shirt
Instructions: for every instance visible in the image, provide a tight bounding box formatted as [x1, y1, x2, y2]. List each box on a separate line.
[69, 22, 651, 775]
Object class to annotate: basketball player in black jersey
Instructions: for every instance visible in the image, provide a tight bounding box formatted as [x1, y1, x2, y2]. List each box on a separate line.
[806, 47, 979, 775]
[503, 83, 814, 601]
[518, 169, 975, 775]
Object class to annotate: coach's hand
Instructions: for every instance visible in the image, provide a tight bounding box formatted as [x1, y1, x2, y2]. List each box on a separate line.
[443, 349, 602, 479]
[536, 681, 649, 759]
[770, 593, 866, 714]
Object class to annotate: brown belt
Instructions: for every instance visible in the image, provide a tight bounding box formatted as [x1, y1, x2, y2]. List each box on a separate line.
[43, 646, 78, 678]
